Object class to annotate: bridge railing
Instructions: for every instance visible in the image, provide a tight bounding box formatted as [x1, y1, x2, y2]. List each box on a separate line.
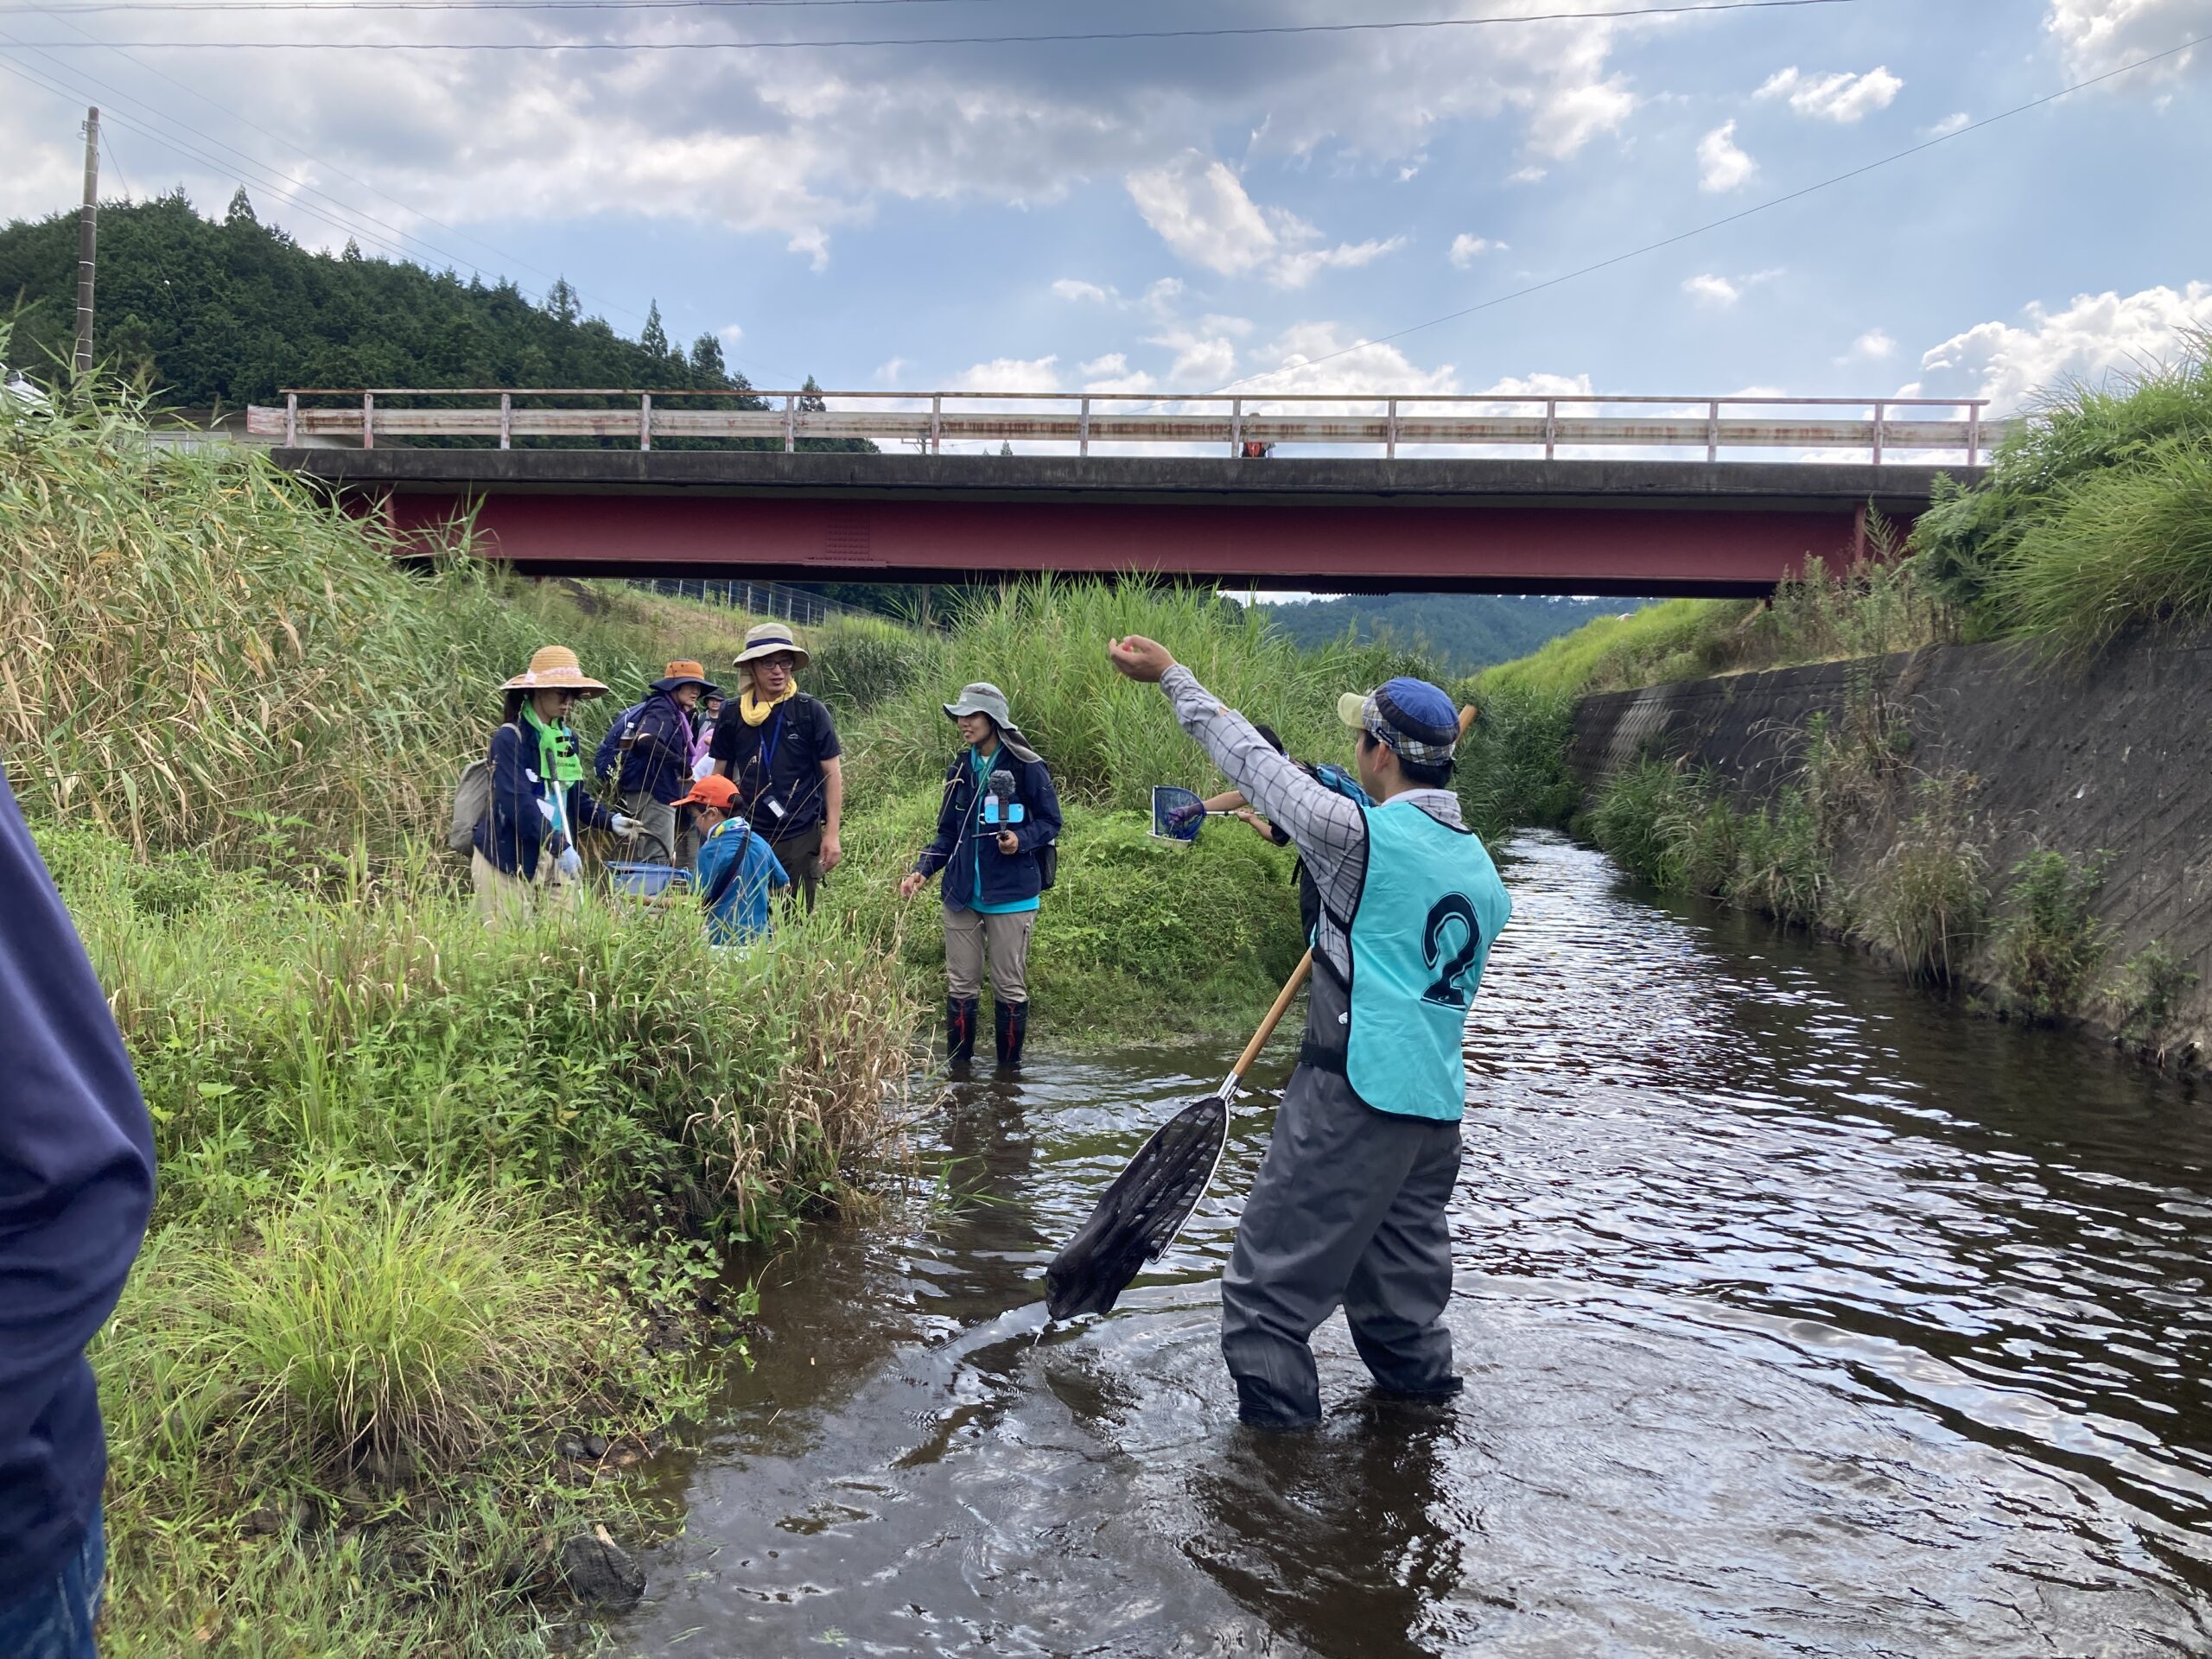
[250, 388, 2002, 466]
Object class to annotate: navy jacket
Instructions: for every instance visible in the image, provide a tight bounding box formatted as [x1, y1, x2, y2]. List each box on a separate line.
[0, 768, 155, 1591]
[471, 721, 619, 880]
[613, 693, 698, 806]
[914, 747, 1063, 910]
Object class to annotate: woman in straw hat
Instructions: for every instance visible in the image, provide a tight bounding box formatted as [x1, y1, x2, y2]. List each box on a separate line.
[897, 683, 1061, 1069]
[709, 623, 844, 912]
[472, 645, 642, 923]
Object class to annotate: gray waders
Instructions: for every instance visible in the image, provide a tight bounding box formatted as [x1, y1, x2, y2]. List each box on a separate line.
[1220, 965, 1465, 1428]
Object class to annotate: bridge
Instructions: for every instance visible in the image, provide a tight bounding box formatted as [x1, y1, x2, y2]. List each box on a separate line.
[252, 388, 1999, 596]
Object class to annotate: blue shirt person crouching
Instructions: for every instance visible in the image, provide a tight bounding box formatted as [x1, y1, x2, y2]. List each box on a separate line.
[675, 775, 790, 945]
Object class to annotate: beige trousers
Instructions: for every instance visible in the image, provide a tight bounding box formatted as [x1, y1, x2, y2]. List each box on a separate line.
[944, 906, 1035, 1003]
[471, 848, 579, 925]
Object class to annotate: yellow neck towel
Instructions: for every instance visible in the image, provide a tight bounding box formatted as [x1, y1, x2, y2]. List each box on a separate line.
[738, 679, 798, 727]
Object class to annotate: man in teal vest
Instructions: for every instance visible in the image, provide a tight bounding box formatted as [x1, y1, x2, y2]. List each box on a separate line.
[1109, 635, 1512, 1428]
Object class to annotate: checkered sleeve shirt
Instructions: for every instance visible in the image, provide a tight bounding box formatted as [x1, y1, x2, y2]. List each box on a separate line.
[1160, 665, 1372, 981]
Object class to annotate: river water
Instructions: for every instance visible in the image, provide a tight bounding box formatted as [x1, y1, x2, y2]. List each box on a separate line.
[614, 830, 2212, 1656]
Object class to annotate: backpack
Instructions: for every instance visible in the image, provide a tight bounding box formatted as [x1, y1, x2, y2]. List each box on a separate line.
[593, 700, 648, 783]
[448, 721, 519, 857]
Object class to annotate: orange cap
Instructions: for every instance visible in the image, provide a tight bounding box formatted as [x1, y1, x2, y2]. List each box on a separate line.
[673, 774, 741, 811]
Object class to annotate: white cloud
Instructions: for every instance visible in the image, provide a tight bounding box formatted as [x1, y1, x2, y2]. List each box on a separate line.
[716, 322, 744, 346]
[1697, 121, 1757, 193]
[1271, 236, 1408, 290]
[1125, 152, 1278, 276]
[1918, 281, 2212, 412]
[1754, 65, 1904, 123]
[2045, 0, 2210, 79]
[1682, 268, 1780, 308]
[1508, 165, 1549, 185]
[948, 354, 1062, 392]
[1236, 322, 1462, 397]
[1524, 73, 1637, 161]
[1124, 149, 1405, 289]
[1082, 353, 1157, 394]
[1683, 273, 1743, 308]
[1052, 278, 1110, 302]
[1852, 328, 1897, 359]
[1448, 233, 1493, 270]
[1923, 111, 1972, 137]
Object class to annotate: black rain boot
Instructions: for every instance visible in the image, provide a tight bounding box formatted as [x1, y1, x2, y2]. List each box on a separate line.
[947, 996, 980, 1066]
[995, 1000, 1028, 1068]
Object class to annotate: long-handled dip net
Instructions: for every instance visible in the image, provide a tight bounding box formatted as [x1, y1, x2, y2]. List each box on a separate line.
[1045, 950, 1313, 1320]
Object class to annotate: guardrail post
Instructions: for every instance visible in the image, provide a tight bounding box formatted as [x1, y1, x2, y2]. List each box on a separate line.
[499, 391, 512, 451]
[1705, 399, 1719, 463]
[930, 395, 942, 454]
[1230, 397, 1243, 456]
[1078, 395, 1090, 458]
[362, 390, 374, 451]
[639, 391, 652, 453]
[1966, 402, 1980, 467]
[1871, 399, 1885, 465]
[1544, 398, 1557, 461]
[1386, 398, 1398, 461]
[784, 394, 796, 454]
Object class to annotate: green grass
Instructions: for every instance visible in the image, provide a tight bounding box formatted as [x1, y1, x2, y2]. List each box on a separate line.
[1912, 329, 2212, 645]
[1993, 849, 2110, 1022]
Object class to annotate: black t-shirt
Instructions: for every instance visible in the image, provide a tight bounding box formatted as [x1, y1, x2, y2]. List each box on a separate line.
[709, 693, 842, 837]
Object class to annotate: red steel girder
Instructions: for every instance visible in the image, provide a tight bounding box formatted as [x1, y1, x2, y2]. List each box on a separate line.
[381, 492, 1871, 598]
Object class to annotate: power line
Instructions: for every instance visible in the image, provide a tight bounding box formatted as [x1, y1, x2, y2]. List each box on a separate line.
[0, 0, 1870, 47]
[99, 118, 130, 197]
[1198, 30, 2211, 397]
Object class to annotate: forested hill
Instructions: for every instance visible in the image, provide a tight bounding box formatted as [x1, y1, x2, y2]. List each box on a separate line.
[0, 188, 760, 408]
[1256, 594, 1643, 676]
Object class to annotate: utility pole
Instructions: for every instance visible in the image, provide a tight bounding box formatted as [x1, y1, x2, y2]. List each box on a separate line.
[73, 106, 99, 377]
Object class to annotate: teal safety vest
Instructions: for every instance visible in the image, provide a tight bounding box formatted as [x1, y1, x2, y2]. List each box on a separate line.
[1325, 798, 1512, 1121]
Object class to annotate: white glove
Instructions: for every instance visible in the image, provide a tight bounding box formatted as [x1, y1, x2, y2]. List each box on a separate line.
[556, 846, 583, 880]
[611, 814, 644, 838]
[537, 798, 559, 828]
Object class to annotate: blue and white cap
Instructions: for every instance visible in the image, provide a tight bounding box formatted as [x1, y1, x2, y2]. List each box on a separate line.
[1337, 677, 1462, 766]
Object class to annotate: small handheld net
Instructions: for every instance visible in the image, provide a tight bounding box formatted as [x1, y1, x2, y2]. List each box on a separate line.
[1151, 785, 1206, 842]
[1044, 950, 1313, 1320]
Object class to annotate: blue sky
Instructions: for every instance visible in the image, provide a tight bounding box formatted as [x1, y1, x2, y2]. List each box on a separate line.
[3, 0, 2209, 412]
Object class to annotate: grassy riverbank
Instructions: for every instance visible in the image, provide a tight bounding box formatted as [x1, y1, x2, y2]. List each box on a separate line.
[4, 388, 925, 1653]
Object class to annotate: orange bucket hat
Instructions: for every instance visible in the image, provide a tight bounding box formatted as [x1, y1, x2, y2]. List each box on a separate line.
[500, 645, 609, 697]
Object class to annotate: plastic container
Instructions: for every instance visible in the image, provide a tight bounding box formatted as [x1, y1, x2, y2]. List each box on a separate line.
[606, 861, 688, 898]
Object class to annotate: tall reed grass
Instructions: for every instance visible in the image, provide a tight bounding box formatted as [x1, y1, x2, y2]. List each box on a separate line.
[850, 578, 1427, 807]
[1913, 329, 2212, 651]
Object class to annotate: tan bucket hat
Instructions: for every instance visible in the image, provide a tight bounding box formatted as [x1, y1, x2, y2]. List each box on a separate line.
[500, 645, 609, 696]
[731, 622, 810, 669]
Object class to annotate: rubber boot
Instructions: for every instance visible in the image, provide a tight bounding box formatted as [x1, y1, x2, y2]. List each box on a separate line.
[995, 999, 1028, 1068]
[946, 996, 979, 1066]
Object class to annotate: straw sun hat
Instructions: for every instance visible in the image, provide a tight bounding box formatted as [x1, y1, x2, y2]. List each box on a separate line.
[501, 645, 609, 697]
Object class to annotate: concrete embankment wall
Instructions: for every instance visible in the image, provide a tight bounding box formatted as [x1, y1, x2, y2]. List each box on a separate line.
[1568, 632, 2212, 1064]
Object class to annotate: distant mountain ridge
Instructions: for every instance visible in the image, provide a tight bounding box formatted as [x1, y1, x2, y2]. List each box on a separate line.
[1254, 594, 1643, 677]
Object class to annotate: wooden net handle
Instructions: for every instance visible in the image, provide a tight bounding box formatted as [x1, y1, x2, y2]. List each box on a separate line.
[1231, 949, 1313, 1081]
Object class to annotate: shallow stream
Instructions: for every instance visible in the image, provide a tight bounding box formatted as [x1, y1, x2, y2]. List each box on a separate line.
[615, 830, 2212, 1656]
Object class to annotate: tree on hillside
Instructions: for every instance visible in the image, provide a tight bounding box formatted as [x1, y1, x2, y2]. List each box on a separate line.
[543, 277, 580, 327]
[640, 300, 670, 364]
[689, 331, 727, 381]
